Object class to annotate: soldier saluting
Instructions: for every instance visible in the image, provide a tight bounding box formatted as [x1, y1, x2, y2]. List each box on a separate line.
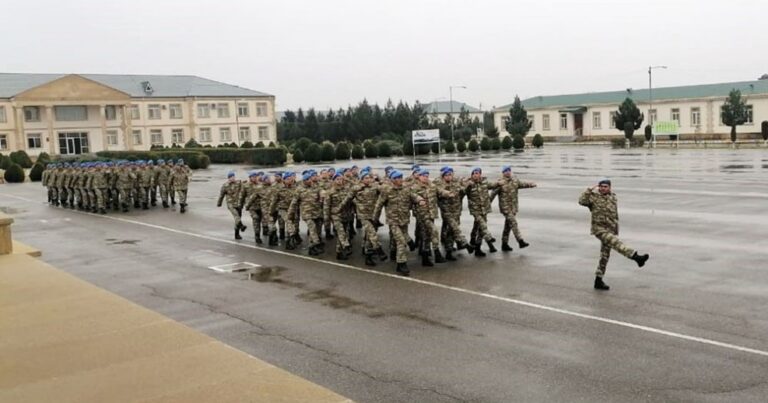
[579, 179, 649, 290]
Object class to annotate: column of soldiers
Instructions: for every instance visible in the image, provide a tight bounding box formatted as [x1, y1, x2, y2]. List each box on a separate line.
[41, 159, 191, 214]
[220, 164, 644, 280]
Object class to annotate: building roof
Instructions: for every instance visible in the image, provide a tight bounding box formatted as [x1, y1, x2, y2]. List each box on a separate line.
[0, 73, 271, 98]
[498, 79, 768, 111]
[424, 100, 481, 114]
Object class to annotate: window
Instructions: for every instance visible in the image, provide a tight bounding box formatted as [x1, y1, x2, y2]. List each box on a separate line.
[256, 102, 268, 117]
[106, 130, 118, 146]
[527, 115, 535, 130]
[649, 109, 657, 125]
[542, 114, 550, 130]
[217, 103, 230, 118]
[150, 129, 164, 145]
[609, 112, 617, 129]
[0, 134, 7, 150]
[58, 132, 89, 154]
[105, 105, 117, 120]
[130, 105, 140, 120]
[0, 106, 6, 123]
[197, 104, 210, 118]
[592, 112, 602, 129]
[258, 126, 269, 140]
[171, 129, 184, 144]
[559, 113, 567, 129]
[169, 103, 183, 119]
[671, 108, 680, 125]
[238, 102, 250, 117]
[500, 117, 509, 130]
[24, 106, 41, 122]
[691, 107, 701, 126]
[199, 127, 212, 142]
[27, 133, 42, 149]
[148, 104, 162, 120]
[219, 127, 232, 142]
[132, 130, 143, 145]
[238, 126, 251, 141]
[745, 105, 754, 125]
[54, 106, 87, 121]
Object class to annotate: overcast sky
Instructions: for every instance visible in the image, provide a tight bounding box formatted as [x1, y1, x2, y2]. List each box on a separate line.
[3, 0, 765, 111]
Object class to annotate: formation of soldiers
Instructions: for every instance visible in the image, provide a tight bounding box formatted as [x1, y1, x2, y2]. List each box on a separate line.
[41, 159, 192, 214]
[218, 164, 548, 277]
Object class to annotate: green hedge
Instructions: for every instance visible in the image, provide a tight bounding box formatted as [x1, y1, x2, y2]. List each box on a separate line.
[512, 135, 525, 150]
[501, 136, 513, 150]
[3, 163, 25, 183]
[351, 144, 364, 159]
[532, 133, 544, 148]
[29, 163, 45, 181]
[10, 150, 33, 168]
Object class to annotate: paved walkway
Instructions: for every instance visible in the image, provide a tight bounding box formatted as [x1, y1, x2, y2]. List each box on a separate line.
[0, 249, 350, 403]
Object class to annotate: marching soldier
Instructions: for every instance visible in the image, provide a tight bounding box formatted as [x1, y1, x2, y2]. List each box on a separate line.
[435, 166, 473, 260]
[323, 173, 355, 260]
[410, 169, 446, 266]
[492, 166, 537, 252]
[269, 172, 298, 249]
[373, 170, 423, 276]
[351, 169, 388, 266]
[579, 179, 649, 290]
[464, 167, 499, 257]
[218, 171, 246, 239]
[289, 170, 325, 256]
[170, 159, 190, 213]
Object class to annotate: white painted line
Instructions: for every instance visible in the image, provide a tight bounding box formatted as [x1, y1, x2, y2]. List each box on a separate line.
[208, 262, 260, 273]
[3, 192, 768, 358]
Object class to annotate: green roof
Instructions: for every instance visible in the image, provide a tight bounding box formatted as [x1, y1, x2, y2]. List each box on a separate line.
[498, 79, 768, 111]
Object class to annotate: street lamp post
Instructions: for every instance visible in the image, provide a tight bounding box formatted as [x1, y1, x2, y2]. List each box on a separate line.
[648, 66, 667, 145]
[449, 85, 466, 144]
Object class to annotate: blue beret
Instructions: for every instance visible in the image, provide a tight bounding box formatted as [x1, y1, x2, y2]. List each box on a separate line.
[599, 178, 611, 186]
[147, 160, 154, 165]
[158, 159, 165, 164]
[283, 172, 295, 179]
[332, 173, 343, 180]
[256, 171, 264, 176]
[302, 172, 315, 181]
[227, 171, 236, 178]
[177, 159, 184, 164]
[502, 165, 511, 173]
[328, 168, 336, 173]
[389, 170, 403, 180]
[248, 170, 258, 177]
[411, 164, 420, 171]
[418, 169, 429, 176]
[351, 165, 358, 169]
[360, 171, 371, 179]
[441, 167, 454, 176]
[471, 167, 482, 175]
[384, 165, 393, 172]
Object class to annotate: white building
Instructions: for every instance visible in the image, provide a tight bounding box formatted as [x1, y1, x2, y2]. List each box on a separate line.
[424, 100, 484, 125]
[0, 73, 276, 156]
[494, 80, 768, 140]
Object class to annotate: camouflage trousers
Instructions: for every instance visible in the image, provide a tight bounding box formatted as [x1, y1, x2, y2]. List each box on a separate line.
[138, 187, 150, 205]
[277, 210, 296, 237]
[440, 213, 467, 249]
[227, 202, 242, 229]
[331, 216, 350, 252]
[361, 219, 381, 252]
[389, 224, 410, 264]
[94, 188, 107, 209]
[418, 216, 440, 251]
[158, 184, 169, 204]
[57, 187, 68, 204]
[304, 217, 323, 247]
[176, 189, 188, 205]
[594, 230, 635, 278]
[119, 187, 132, 207]
[67, 187, 76, 205]
[261, 210, 275, 234]
[502, 213, 523, 243]
[470, 214, 493, 244]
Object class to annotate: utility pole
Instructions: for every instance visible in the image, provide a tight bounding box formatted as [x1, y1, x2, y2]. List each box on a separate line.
[449, 85, 466, 144]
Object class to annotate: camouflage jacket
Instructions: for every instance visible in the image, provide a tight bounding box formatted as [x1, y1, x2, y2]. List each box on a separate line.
[269, 183, 296, 212]
[410, 180, 443, 220]
[157, 166, 171, 186]
[492, 176, 536, 215]
[240, 181, 261, 211]
[434, 177, 465, 216]
[290, 182, 323, 220]
[255, 184, 276, 214]
[91, 171, 108, 189]
[464, 178, 498, 216]
[218, 180, 243, 207]
[578, 189, 619, 235]
[117, 169, 136, 188]
[323, 185, 355, 221]
[138, 168, 154, 187]
[170, 168, 190, 190]
[350, 183, 380, 219]
[373, 185, 418, 226]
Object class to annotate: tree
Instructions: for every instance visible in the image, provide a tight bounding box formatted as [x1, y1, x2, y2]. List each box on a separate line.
[480, 137, 491, 151]
[304, 143, 322, 163]
[335, 141, 351, 160]
[512, 135, 526, 150]
[501, 136, 513, 150]
[490, 138, 501, 150]
[505, 96, 532, 137]
[377, 141, 392, 157]
[255, 141, 265, 148]
[468, 139, 479, 152]
[292, 148, 305, 163]
[184, 138, 202, 148]
[3, 163, 25, 183]
[613, 98, 644, 140]
[29, 163, 45, 181]
[444, 140, 455, 153]
[532, 133, 544, 148]
[485, 126, 500, 138]
[10, 150, 33, 168]
[241, 141, 254, 148]
[37, 152, 51, 164]
[721, 89, 748, 143]
[759, 73, 768, 80]
[363, 140, 377, 158]
[320, 142, 335, 161]
[304, 108, 320, 141]
[456, 139, 467, 152]
[644, 125, 653, 141]
[351, 144, 364, 159]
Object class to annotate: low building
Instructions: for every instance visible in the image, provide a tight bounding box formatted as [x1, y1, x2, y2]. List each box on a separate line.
[0, 73, 276, 156]
[424, 100, 484, 125]
[493, 80, 768, 140]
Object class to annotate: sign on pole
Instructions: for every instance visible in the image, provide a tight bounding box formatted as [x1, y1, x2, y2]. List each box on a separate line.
[653, 121, 680, 145]
[411, 129, 441, 160]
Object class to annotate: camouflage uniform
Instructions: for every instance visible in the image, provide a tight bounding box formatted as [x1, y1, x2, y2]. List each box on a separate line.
[290, 180, 324, 252]
[54, 168, 67, 206]
[493, 176, 536, 244]
[218, 180, 244, 229]
[252, 180, 277, 243]
[269, 181, 298, 243]
[91, 166, 108, 212]
[351, 182, 384, 253]
[411, 179, 443, 254]
[578, 188, 635, 278]
[42, 166, 52, 203]
[138, 165, 154, 209]
[156, 164, 171, 207]
[241, 178, 263, 241]
[63, 167, 75, 207]
[323, 183, 355, 254]
[170, 165, 190, 212]
[435, 176, 469, 250]
[117, 165, 136, 212]
[464, 178, 499, 244]
[373, 184, 418, 264]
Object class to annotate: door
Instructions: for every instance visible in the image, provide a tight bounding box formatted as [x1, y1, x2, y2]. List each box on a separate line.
[574, 114, 583, 136]
[58, 132, 89, 155]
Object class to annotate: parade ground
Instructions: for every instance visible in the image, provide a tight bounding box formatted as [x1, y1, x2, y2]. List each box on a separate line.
[2, 145, 768, 402]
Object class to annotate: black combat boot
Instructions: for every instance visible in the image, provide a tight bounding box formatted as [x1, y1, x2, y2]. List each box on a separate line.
[594, 277, 610, 290]
[518, 239, 530, 249]
[254, 231, 262, 244]
[121, 203, 129, 213]
[364, 252, 376, 266]
[421, 251, 434, 267]
[390, 249, 397, 261]
[474, 243, 486, 257]
[486, 240, 497, 253]
[336, 251, 348, 260]
[396, 262, 410, 276]
[142, 203, 149, 210]
[295, 233, 303, 244]
[171, 197, 176, 205]
[99, 208, 107, 215]
[376, 247, 388, 262]
[268, 231, 278, 246]
[285, 236, 296, 250]
[407, 240, 418, 251]
[325, 228, 334, 240]
[445, 250, 457, 261]
[235, 228, 242, 240]
[631, 252, 649, 268]
[502, 242, 513, 252]
[356, 217, 363, 229]
[180, 203, 186, 213]
[433, 249, 446, 263]
[162, 201, 169, 208]
[343, 245, 352, 257]
[279, 228, 286, 240]
[151, 200, 157, 207]
[262, 226, 269, 237]
[134, 201, 140, 208]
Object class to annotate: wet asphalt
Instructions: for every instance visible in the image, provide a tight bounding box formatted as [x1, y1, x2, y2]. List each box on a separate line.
[2, 145, 768, 402]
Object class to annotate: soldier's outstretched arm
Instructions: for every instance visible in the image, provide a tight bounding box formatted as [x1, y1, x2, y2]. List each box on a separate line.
[217, 184, 226, 207]
[519, 180, 537, 189]
[489, 187, 499, 202]
[372, 190, 388, 222]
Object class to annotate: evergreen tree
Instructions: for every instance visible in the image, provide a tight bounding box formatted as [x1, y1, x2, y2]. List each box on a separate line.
[505, 96, 532, 137]
[721, 89, 748, 143]
[612, 98, 644, 140]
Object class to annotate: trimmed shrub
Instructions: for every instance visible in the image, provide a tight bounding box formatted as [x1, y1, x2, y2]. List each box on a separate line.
[456, 139, 467, 152]
[480, 137, 492, 151]
[761, 120, 768, 141]
[292, 149, 305, 163]
[320, 142, 335, 161]
[0, 154, 10, 170]
[186, 154, 202, 169]
[335, 142, 351, 160]
[199, 154, 211, 169]
[512, 135, 526, 150]
[37, 152, 52, 164]
[468, 139, 479, 152]
[305, 143, 322, 163]
[444, 140, 455, 153]
[402, 138, 413, 155]
[3, 163, 25, 183]
[351, 144, 364, 159]
[501, 136, 513, 150]
[532, 133, 544, 148]
[29, 163, 45, 181]
[268, 141, 276, 148]
[255, 141, 265, 148]
[241, 141, 254, 148]
[184, 139, 202, 148]
[10, 150, 33, 168]
[644, 125, 653, 141]
[490, 137, 501, 150]
[371, 140, 390, 158]
[365, 141, 379, 158]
